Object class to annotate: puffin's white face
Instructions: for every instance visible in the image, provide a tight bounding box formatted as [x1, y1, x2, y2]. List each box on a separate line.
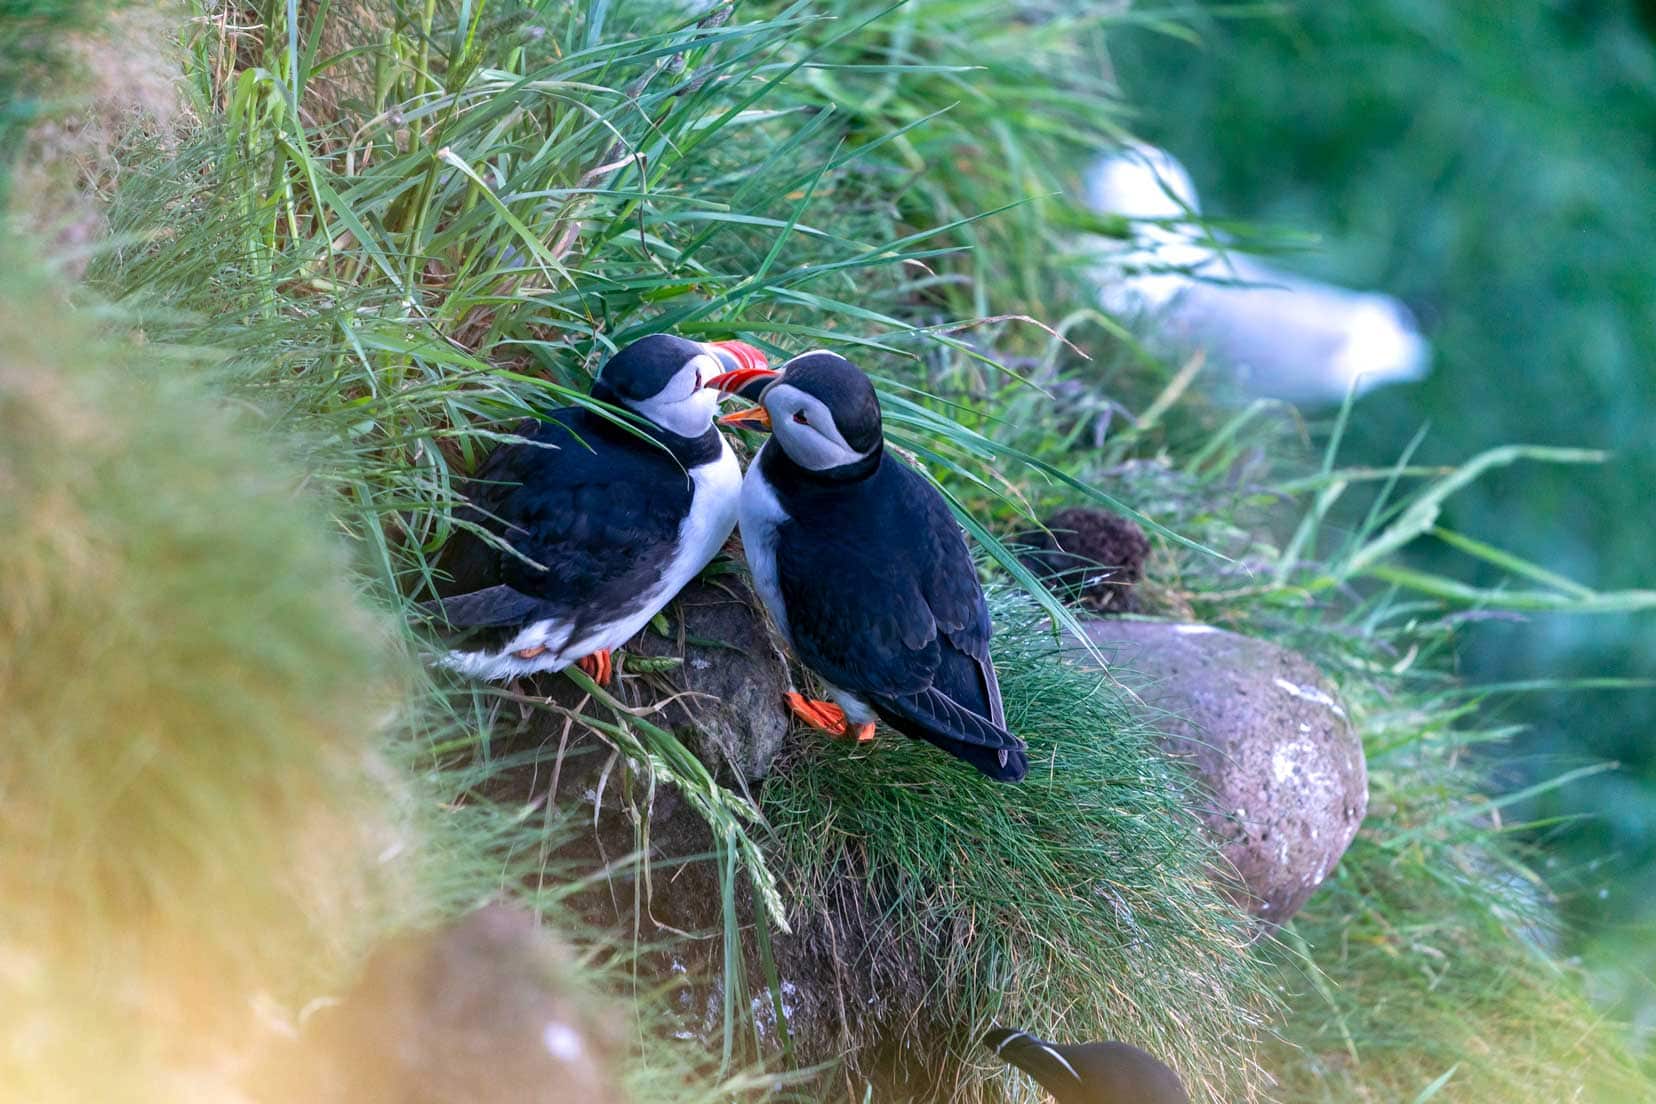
[762, 382, 870, 471]
[630, 351, 722, 438]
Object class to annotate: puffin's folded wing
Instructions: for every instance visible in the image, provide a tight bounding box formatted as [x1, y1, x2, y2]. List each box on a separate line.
[774, 531, 938, 699]
[434, 410, 694, 618]
[906, 466, 1007, 729]
[421, 584, 545, 628]
[876, 683, 1023, 751]
[775, 535, 1019, 755]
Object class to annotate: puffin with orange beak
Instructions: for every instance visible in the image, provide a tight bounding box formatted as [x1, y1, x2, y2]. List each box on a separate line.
[425, 334, 766, 683]
[710, 350, 1028, 782]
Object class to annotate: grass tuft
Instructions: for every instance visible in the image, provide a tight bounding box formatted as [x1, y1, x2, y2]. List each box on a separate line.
[762, 591, 1269, 1104]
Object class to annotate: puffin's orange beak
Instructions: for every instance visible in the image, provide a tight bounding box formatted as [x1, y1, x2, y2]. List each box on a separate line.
[717, 404, 772, 431]
[707, 363, 780, 399]
[707, 345, 778, 430]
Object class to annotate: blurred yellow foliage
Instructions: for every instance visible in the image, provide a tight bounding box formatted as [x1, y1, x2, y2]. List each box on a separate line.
[0, 248, 411, 1102]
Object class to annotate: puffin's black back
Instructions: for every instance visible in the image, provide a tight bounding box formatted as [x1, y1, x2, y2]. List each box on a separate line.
[983, 1029, 1190, 1104]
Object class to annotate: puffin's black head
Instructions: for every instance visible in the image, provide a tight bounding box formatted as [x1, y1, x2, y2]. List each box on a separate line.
[714, 350, 883, 474]
[593, 334, 767, 438]
[983, 1028, 1190, 1104]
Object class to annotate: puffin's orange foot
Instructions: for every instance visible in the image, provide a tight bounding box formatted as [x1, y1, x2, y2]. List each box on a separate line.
[784, 692, 848, 737]
[575, 649, 614, 686]
[849, 721, 876, 744]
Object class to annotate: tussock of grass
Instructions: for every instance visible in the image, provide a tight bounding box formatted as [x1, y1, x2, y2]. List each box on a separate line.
[0, 241, 412, 1100]
[761, 592, 1268, 1104]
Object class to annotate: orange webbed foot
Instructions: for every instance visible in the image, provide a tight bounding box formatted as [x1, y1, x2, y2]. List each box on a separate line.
[576, 648, 614, 686]
[784, 691, 848, 738]
[849, 721, 876, 744]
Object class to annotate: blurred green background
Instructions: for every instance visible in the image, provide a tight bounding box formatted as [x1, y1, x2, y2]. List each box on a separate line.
[1114, 0, 1656, 1047]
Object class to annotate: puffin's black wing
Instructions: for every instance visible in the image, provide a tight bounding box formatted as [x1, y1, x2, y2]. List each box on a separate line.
[429, 409, 693, 635]
[421, 583, 545, 628]
[773, 456, 1023, 778]
[866, 463, 1023, 780]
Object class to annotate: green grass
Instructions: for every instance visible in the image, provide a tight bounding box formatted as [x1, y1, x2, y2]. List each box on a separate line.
[9, 1, 1655, 1101]
[1110, 0, 1656, 1054]
[762, 590, 1268, 1103]
[0, 233, 413, 1100]
[0, 0, 117, 185]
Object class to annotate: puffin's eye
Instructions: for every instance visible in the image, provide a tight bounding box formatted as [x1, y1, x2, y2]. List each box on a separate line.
[792, 410, 809, 425]
[694, 369, 703, 389]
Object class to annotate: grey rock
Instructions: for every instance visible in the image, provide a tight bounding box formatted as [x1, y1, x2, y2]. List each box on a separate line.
[631, 573, 793, 785]
[290, 905, 622, 1104]
[1076, 619, 1368, 923]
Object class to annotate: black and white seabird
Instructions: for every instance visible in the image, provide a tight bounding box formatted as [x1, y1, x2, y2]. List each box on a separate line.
[983, 1028, 1190, 1104]
[710, 351, 1028, 782]
[425, 334, 766, 683]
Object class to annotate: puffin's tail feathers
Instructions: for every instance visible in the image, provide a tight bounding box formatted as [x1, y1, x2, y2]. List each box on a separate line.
[883, 685, 1022, 749]
[872, 687, 1028, 782]
[421, 584, 543, 628]
[922, 734, 1028, 783]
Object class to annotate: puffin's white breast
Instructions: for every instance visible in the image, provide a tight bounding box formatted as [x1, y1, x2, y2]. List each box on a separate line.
[736, 442, 792, 646]
[678, 436, 744, 578]
[608, 436, 742, 648]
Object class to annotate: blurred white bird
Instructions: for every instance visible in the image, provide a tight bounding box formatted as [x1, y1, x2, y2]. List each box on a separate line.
[1083, 142, 1430, 405]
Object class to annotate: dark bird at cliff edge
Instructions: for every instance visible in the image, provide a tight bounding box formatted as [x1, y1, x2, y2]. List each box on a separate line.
[983, 1028, 1190, 1104]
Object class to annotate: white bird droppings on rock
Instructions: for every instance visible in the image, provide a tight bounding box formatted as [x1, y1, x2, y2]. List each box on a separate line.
[1272, 676, 1348, 717]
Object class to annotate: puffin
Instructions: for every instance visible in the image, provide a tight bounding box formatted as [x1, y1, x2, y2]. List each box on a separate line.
[709, 351, 1028, 782]
[983, 1028, 1190, 1104]
[424, 333, 766, 683]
